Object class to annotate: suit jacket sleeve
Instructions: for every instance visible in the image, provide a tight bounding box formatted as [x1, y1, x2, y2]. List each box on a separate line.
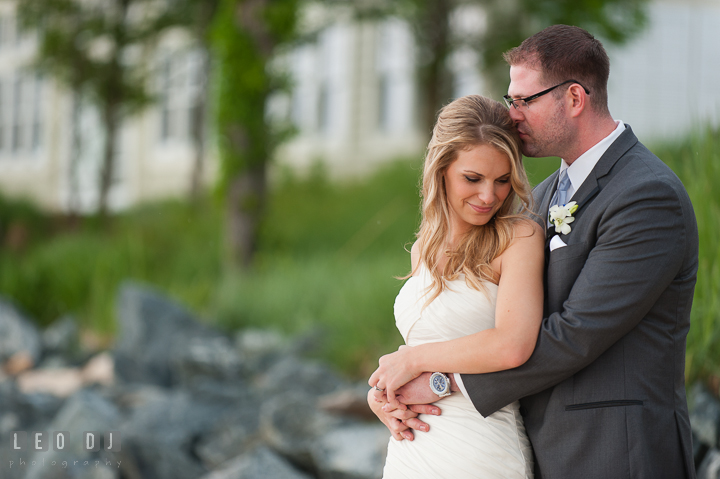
[461, 175, 694, 417]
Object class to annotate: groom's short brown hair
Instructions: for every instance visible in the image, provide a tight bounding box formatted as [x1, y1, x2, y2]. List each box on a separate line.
[504, 25, 610, 114]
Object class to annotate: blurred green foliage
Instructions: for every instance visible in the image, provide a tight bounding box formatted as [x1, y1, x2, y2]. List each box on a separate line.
[0, 131, 719, 382]
[652, 127, 720, 385]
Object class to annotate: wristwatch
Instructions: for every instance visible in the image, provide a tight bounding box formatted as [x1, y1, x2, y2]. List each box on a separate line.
[429, 372, 452, 398]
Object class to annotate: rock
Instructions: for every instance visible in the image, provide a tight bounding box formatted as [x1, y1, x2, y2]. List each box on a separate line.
[23, 390, 121, 479]
[200, 446, 313, 479]
[4, 351, 34, 375]
[698, 449, 720, 479]
[12, 390, 65, 431]
[318, 384, 376, 421]
[174, 335, 243, 389]
[122, 388, 240, 479]
[42, 315, 79, 357]
[312, 423, 389, 479]
[81, 352, 115, 387]
[260, 393, 340, 470]
[17, 368, 84, 397]
[195, 405, 263, 468]
[697, 430, 711, 471]
[235, 328, 288, 372]
[259, 356, 346, 398]
[16, 353, 114, 398]
[690, 383, 720, 449]
[0, 298, 41, 365]
[114, 283, 242, 387]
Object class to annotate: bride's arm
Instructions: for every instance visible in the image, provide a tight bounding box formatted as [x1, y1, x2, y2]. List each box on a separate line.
[369, 219, 544, 407]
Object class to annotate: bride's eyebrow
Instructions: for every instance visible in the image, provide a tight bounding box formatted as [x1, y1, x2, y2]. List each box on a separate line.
[463, 170, 511, 179]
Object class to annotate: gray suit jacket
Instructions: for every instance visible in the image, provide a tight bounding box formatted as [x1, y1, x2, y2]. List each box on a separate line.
[461, 126, 698, 479]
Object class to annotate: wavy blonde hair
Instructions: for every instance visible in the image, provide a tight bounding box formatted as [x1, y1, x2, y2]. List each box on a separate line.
[411, 95, 533, 303]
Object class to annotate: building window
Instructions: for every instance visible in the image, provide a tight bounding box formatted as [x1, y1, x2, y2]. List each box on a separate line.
[317, 81, 330, 134]
[0, 15, 15, 49]
[0, 74, 44, 157]
[378, 72, 391, 132]
[0, 80, 5, 151]
[158, 48, 205, 143]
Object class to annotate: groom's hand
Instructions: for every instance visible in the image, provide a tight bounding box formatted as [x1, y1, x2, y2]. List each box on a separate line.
[367, 388, 439, 441]
[391, 372, 442, 405]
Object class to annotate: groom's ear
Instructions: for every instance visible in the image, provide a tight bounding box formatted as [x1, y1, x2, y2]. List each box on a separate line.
[567, 84, 588, 118]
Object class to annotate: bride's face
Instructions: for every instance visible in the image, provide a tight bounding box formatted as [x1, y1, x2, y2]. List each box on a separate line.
[443, 143, 513, 238]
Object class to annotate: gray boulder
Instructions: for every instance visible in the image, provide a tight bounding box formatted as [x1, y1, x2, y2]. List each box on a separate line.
[0, 298, 41, 364]
[23, 389, 121, 479]
[259, 356, 346, 398]
[122, 387, 242, 479]
[690, 384, 720, 449]
[260, 393, 340, 470]
[195, 405, 263, 469]
[699, 448, 720, 479]
[114, 283, 242, 387]
[42, 315, 79, 359]
[235, 328, 288, 373]
[200, 446, 312, 479]
[312, 423, 389, 479]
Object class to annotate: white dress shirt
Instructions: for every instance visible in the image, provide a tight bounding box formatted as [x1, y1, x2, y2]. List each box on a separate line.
[452, 120, 627, 406]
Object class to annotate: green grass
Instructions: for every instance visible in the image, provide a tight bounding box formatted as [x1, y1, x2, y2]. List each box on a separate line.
[0, 133, 719, 384]
[651, 127, 720, 385]
[0, 200, 223, 335]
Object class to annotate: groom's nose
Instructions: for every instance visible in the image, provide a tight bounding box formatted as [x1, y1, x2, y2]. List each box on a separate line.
[508, 105, 524, 123]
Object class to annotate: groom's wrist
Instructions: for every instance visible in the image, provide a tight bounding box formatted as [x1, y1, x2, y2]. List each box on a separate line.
[448, 373, 460, 392]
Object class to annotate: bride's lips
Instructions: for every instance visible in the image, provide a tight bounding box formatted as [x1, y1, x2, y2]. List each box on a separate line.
[468, 203, 493, 214]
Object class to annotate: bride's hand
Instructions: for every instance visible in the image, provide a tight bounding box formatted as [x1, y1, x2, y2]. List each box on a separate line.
[368, 345, 422, 409]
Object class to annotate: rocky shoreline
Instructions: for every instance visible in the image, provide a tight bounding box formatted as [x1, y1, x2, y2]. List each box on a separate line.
[0, 283, 718, 479]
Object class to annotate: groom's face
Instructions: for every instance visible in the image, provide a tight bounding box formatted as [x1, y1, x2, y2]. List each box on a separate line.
[507, 64, 572, 158]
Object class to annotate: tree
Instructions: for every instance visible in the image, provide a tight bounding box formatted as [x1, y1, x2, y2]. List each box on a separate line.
[210, 0, 299, 267]
[351, 0, 650, 134]
[18, 0, 178, 218]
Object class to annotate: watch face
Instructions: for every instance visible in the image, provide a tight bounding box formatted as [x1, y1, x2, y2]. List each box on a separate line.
[432, 374, 447, 392]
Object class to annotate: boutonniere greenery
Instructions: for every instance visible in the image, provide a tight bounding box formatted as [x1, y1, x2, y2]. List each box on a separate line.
[548, 201, 579, 235]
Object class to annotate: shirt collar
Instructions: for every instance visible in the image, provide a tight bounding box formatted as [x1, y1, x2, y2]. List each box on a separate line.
[560, 120, 626, 193]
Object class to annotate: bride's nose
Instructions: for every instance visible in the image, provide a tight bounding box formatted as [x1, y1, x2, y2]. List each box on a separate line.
[477, 184, 495, 204]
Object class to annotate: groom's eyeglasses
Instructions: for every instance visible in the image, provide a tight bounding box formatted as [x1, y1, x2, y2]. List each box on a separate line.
[503, 80, 590, 111]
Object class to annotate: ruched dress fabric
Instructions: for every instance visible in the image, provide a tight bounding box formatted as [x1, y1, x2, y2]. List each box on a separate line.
[382, 265, 534, 479]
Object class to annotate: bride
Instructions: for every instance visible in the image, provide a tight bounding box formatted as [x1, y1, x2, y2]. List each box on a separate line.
[368, 95, 544, 478]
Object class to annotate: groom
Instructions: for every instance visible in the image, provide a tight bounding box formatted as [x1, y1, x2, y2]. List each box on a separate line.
[372, 25, 698, 478]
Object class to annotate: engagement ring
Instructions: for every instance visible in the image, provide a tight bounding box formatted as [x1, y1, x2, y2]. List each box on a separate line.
[373, 386, 385, 392]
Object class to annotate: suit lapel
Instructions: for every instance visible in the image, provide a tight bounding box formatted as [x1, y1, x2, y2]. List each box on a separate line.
[544, 125, 640, 242]
[538, 170, 560, 229]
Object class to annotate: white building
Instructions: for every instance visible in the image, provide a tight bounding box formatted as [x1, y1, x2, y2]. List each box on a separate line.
[0, 0, 718, 212]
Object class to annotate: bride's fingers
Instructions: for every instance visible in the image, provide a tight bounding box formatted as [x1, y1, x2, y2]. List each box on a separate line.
[382, 401, 407, 413]
[386, 388, 401, 410]
[368, 368, 380, 387]
[372, 388, 385, 401]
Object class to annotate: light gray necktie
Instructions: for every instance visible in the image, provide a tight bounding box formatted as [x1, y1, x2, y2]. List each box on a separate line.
[550, 169, 571, 208]
[548, 169, 571, 227]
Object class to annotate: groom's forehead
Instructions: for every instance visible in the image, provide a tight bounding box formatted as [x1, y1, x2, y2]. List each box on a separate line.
[507, 65, 544, 96]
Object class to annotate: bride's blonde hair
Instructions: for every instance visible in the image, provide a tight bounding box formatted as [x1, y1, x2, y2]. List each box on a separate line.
[411, 95, 533, 303]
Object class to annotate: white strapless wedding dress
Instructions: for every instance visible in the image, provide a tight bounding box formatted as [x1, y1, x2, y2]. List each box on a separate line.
[382, 265, 534, 479]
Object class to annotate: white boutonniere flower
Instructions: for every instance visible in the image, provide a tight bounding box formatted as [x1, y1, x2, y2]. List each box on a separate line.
[548, 201, 579, 235]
